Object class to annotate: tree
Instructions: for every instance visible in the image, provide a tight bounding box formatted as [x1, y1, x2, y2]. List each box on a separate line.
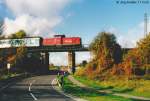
[82, 60, 87, 67]
[76, 32, 124, 79]
[137, 33, 150, 74]
[10, 30, 26, 39]
[89, 32, 122, 70]
[90, 32, 116, 58]
[4, 30, 27, 71]
[123, 48, 142, 76]
[7, 30, 27, 65]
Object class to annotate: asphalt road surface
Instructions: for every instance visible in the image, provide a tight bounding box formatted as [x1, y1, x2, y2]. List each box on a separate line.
[0, 74, 74, 101]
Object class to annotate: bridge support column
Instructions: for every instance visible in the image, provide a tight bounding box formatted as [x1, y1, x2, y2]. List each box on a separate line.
[41, 52, 49, 73]
[68, 51, 75, 74]
[45, 52, 49, 71]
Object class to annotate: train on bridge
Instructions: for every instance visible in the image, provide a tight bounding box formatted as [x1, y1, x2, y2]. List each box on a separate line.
[0, 35, 82, 48]
[43, 35, 81, 46]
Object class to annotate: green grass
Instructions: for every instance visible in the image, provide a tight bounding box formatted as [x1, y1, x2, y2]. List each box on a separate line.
[63, 76, 134, 101]
[74, 76, 150, 98]
[49, 66, 60, 70]
[0, 73, 18, 80]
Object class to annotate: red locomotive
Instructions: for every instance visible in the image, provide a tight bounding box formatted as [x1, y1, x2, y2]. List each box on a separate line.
[42, 35, 81, 46]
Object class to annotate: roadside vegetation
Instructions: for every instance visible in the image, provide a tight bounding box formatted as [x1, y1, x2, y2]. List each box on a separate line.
[0, 68, 18, 80]
[74, 31, 150, 98]
[74, 75, 150, 98]
[63, 76, 134, 101]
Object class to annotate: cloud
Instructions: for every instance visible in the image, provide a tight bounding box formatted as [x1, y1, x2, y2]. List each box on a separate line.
[50, 52, 68, 66]
[76, 52, 91, 64]
[3, 0, 71, 37]
[107, 20, 150, 48]
[4, 0, 70, 17]
[107, 26, 120, 35]
[0, 0, 3, 4]
[3, 14, 60, 37]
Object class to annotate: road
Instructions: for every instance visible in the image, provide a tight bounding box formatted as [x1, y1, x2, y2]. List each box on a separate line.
[0, 74, 74, 101]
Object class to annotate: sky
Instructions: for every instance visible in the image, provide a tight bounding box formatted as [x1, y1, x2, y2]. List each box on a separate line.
[0, 0, 150, 65]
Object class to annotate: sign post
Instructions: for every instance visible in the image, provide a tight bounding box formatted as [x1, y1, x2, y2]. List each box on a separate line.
[7, 63, 11, 75]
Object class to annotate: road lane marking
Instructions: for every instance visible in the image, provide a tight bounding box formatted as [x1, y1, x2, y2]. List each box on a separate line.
[29, 86, 31, 91]
[28, 80, 37, 100]
[28, 80, 36, 91]
[30, 93, 38, 100]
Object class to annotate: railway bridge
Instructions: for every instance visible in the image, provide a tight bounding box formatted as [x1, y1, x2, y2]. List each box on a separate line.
[0, 35, 89, 73]
[27, 45, 89, 73]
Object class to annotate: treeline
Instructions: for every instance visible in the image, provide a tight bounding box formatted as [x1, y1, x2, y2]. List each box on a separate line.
[76, 32, 150, 80]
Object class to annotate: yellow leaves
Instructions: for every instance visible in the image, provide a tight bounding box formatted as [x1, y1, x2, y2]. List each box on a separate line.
[74, 67, 86, 77]
[10, 30, 26, 39]
[7, 55, 16, 63]
[16, 46, 26, 59]
[137, 33, 150, 64]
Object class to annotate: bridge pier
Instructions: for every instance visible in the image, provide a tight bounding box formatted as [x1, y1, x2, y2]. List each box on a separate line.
[68, 51, 75, 74]
[45, 52, 49, 70]
[41, 52, 49, 73]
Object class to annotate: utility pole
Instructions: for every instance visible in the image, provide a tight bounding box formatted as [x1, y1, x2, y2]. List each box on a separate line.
[144, 13, 149, 75]
[144, 13, 148, 36]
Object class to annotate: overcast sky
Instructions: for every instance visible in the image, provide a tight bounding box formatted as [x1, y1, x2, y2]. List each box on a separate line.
[0, 0, 150, 65]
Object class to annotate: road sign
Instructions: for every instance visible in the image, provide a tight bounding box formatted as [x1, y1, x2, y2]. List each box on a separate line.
[7, 63, 11, 70]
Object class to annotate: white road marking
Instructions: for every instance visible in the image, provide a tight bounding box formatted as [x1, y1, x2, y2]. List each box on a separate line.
[29, 86, 31, 91]
[30, 93, 38, 100]
[28, 80, 37, 100]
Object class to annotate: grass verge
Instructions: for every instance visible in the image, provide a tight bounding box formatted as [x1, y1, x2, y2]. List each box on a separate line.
[63, 76, 134, 101]
[74, 75, 150, 98]
[0, 73, 18, 80]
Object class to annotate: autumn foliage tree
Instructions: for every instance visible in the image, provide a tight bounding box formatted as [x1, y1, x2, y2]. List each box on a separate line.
[7, 30, 27, 71]
[76, 32, 150, 79]
[121, 49, 142, 77]
[10, 30, 26, 39]
[136, 33, 150, 75]
[76, 32, 123, 79]
[118, 33, 150, 76]
[89, 32, 122, 70]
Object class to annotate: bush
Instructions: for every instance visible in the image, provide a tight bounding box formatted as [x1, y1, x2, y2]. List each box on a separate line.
[75, 67, 86, 76]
